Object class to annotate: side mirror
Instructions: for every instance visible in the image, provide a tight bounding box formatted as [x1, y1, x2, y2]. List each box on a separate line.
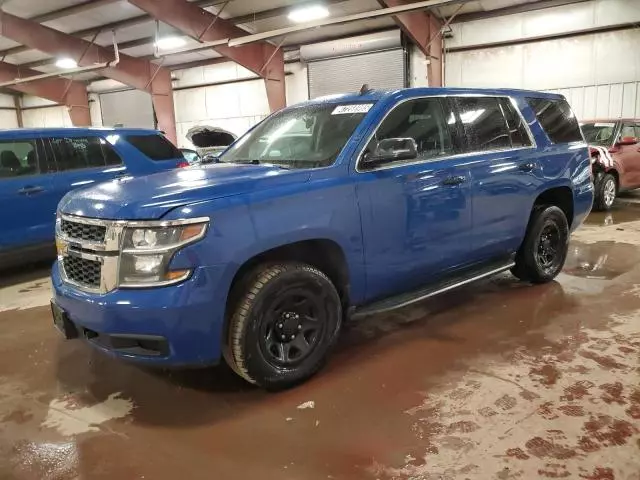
[362, 137, 418, 167]
[617, 136, 639, 146]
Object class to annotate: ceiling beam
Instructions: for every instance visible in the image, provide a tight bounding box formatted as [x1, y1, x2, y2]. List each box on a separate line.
[127, 0, 285, 111]
[12, 0, 351, 71]
[0, 0, 223, 58]
[0, 62, 90, 125]
[0, 11, 176, 142]
[451, 0, 591, 23]
[30, 0, 119, 24]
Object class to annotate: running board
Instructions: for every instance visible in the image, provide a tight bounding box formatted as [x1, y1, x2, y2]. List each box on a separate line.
[352, 259, 515, 318]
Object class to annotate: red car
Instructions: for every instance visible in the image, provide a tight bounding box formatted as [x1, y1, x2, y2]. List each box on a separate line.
[582, 119, 640, 210]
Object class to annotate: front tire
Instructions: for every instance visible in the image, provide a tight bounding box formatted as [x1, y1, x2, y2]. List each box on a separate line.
[593, 173, 617, 211]
[511, 205, 569, 284]
[225, 263, 342, 389]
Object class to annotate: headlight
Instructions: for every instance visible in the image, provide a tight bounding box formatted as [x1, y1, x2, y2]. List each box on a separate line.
[118, 220, 208, 287]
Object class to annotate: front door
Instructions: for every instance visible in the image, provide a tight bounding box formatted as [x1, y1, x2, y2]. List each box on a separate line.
[616, 122, 640, 189]
[355, 97, 473, 301]
[0, 138, 60, 251]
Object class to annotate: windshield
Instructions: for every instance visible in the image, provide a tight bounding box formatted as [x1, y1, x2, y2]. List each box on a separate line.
[581, 122, 617, 146]
[220, 103, 373, 169]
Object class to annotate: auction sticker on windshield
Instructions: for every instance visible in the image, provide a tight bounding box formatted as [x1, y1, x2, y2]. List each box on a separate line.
[332, 104, 373, 115]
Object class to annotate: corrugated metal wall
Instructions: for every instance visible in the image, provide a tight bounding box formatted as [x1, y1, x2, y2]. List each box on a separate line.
[445, 0, 640, 121]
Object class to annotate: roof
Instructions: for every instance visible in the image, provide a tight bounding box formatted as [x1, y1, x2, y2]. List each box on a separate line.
[294, 87, 563, 107]
[0, 126, 160, 137]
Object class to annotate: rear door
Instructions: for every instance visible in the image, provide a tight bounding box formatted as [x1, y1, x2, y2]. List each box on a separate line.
[454, 96, 541, 260]
[46, 134, 127, 213]
[0, 137, 60, 250]
[616, 122, 640, 188]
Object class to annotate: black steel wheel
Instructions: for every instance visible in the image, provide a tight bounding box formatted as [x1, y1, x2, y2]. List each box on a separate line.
[225, 263, 342, 389]
[511, 205, 569, 284]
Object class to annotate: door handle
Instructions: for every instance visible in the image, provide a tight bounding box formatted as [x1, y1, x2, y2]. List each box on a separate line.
[519, 162, 536, 172]
[442, 175, 466, 186]
[18, 185, 44, 195]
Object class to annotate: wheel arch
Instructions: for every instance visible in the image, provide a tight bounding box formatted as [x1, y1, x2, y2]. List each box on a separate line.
[223, 238, 351, 339]
[533, 186, 574, 228]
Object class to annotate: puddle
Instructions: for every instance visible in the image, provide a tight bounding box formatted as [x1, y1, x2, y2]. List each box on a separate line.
[585, 206, 640, 227]
[564, 241, 640, 280]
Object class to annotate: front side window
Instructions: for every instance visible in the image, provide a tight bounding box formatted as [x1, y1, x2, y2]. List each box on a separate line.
[527, 97, 583, 144]
[454, 97, 512, 151]
[580, 122, 617, 146]
[50, 136, 110, 171]
[0, 140, 38, 178]
[365, 97, 454, 165]
[220, 103, 372, 169]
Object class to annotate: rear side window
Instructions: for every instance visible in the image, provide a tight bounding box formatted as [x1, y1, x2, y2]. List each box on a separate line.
[126, 134, 182, 161]
[50, 137, 118, 171]
[526, 97, 583, 144]
[499, 98, 533, 148]
[454, 97, 511, 151]
[0, 140, 38, 178]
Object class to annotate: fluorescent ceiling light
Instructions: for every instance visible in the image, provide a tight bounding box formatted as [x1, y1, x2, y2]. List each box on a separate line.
[55, 57, 78, 69]
[155, 36, 187, 50]
[288, 5, 329, 23]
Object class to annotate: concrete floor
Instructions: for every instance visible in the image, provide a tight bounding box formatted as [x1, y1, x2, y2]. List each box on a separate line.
[1, 207, 640, 480]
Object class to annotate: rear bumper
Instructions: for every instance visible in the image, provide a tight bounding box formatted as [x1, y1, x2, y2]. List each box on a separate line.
[51, 261, 228, 366]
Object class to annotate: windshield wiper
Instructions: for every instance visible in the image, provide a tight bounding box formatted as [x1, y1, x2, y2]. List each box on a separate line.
[225, 159, 292, 169]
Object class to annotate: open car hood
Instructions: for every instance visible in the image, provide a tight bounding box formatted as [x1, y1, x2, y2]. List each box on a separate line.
[186, 125, 237, 148]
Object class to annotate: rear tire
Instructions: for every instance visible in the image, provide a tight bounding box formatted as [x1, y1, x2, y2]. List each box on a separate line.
[511, 205, 569, 284]
[593, 173, 617, 211]
[225, 262, 342, 389]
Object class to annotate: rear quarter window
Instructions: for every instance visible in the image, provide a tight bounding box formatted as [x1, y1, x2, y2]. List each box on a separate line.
[125, 134, 182, 161]
[526, 97, 583, 144]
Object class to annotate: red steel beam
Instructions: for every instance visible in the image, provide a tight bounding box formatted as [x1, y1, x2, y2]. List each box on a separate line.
[127, 0, 286, 112]
[0, 11, 176, 142]
[377, 0, 443, 87]
[0, 62, 90, 126]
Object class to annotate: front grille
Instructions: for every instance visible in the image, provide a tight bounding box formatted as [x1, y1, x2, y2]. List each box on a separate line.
[61, 219, 106, 243]
[62, 256, 101, 289]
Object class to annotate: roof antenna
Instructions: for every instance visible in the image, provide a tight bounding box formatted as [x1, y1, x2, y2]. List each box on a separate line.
[359, 83, 371, 95]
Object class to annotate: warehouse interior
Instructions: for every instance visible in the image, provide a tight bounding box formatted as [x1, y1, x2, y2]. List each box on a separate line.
[0, 0, 639, 478]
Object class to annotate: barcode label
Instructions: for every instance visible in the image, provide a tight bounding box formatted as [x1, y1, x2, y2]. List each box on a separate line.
[332, 104, 373, 115]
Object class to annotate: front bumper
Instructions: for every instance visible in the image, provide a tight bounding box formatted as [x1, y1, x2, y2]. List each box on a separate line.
[52, 261, 228, 366]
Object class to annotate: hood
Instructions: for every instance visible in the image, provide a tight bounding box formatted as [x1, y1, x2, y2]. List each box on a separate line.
[59, 163, 311, 220]
[186, 125, 237, 156]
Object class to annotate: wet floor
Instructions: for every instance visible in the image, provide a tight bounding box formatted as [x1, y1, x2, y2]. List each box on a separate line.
[1, 208, 640, 479]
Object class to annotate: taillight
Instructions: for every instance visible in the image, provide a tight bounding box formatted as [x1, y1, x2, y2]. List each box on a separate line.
[177, 161, 189, 168]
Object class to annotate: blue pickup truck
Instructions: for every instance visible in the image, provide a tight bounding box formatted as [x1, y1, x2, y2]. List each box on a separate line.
[51, 88, 593, 388]
[0, 127, 187, 268]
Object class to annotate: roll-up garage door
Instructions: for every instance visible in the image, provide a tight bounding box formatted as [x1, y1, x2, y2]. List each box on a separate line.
[308, 48, 406, 99]
[100, 89, 154, 128]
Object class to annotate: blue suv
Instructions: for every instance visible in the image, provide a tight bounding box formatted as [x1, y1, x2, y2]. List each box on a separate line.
[51, 88, 594, 389]
[0, 128, 186, 268]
